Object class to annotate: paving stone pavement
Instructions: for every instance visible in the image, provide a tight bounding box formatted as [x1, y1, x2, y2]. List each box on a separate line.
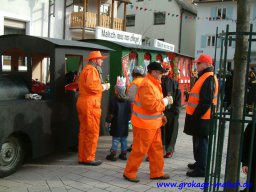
[0, 109, 247, 192]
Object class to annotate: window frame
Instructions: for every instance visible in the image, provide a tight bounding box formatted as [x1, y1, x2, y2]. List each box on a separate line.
[154, 12, 166, 25]
[126, 15, 135, 27]
[207, 35, 215, 47]
[216, 8, 226, 20]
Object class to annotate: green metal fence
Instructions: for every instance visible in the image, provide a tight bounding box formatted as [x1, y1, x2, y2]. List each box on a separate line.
[204, 24, 256, 192]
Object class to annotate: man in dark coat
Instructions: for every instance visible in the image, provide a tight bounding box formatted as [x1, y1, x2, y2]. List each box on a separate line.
[184, 54, 218, 177]
[161, 62, 181, 158]
[241, 122, 256, 192]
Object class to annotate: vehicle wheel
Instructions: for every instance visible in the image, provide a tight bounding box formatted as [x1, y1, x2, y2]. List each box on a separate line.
[0, 136, 25, 178]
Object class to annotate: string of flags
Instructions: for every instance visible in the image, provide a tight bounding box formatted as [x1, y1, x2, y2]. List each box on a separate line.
[129, 4, 256, 23]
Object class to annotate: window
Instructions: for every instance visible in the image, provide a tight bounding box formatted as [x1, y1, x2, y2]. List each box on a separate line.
[32, 56, 51, 85]
[4, 19, 26, 35]
[74, 5, 83, 12]
[224, 36, 233, 47]
[228, 36, 232, 47]
[65, 55, 83, 85]
[2, 48, 28, 72]
[217, 8, 226, 20]
[126, 15, 135, 27]
[142, 39, 151, 46]
[31, 55, 51, 94]
[100, 4, 110, 16]
[207, 35, 215, 47]
[154, 12, 166, 25]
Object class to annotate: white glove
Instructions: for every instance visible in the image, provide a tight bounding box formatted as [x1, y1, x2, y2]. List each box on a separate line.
[102, 83, 110, 91]
[167, 96, 173, 105]
[162, 96, 173, 106]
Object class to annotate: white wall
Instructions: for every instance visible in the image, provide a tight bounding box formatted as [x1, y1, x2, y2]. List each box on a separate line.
[0, 0, 65, 38]
[181, 11, 196, 57]
[195, 2, 236, 65]
[195, 1, 256, 70]
[118, 0, 181, 53]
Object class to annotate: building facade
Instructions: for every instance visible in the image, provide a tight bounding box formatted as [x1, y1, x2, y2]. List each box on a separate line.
[0, 0, 130, 40]
[194, 0, 256, 71]
[118, 0, 197, 56]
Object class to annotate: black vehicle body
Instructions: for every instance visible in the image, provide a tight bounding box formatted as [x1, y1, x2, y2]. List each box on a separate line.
[0, 35, 111, 177]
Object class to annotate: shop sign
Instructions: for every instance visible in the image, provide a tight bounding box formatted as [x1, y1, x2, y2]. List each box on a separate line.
[154, 39, 175, 52]
[95, 27, 142, 45]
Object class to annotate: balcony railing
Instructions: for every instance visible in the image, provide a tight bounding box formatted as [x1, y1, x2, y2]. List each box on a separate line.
[70, 12, 124, 31]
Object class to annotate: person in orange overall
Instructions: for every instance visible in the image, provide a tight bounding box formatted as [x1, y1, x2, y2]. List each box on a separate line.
[76, 51, 110, 166]
[123, 61, 173, 182]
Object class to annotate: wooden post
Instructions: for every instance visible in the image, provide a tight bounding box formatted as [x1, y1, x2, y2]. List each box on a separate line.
[224, 0, 252, 191]
[111, 0, 114, 29]
[123, 3, 127, 31]
[82, 0, 86, 39]
[85, 0, 88, 12]
[97, 0, 100, 26]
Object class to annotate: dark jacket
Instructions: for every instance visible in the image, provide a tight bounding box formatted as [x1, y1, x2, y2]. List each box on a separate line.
[242, 122, 256, 167]
[161, 76, 181, 116]
[241, 122, 256, 191]
[224, 72, 233, 109]
[184, 67, 216, 137]
[247, 77, 256, 106]
[106, 96, 131, 137]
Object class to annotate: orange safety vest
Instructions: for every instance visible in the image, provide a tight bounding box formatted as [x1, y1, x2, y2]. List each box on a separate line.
[186, 72, 218, 119]
[131, 75, 164, 129]
[127, 77, 144, 103]
[127, 77, 144, 92]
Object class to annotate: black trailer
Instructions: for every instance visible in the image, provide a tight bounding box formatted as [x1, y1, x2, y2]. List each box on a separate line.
[0, 35, 111, 177]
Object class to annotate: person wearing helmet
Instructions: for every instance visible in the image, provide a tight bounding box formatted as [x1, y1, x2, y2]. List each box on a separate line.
[161, 62, 181, 158]
[123, 61, 173, 182]
[76, 51, 110, 166]
[184, 54, 218, 177]
[126, 66, 145, 152]
[127, 66, 145, 102]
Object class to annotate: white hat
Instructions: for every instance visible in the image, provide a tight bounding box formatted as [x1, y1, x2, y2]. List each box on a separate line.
[116, 76, 126, 87]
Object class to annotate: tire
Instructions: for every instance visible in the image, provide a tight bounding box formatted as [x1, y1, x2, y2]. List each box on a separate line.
[0, 136, 25, 178]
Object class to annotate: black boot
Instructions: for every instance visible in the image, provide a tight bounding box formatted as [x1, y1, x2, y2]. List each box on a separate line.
[106, 151, 117, 161]
[127, 145, 132, 152]
[119, 152, 127, 160]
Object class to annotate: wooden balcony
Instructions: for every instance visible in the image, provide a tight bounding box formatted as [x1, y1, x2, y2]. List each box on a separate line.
[70, 12, 124, 31]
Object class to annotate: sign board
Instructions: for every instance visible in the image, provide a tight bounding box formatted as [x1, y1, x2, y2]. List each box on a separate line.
[153, 39, 175, 52]
[95, 27, 142, 45]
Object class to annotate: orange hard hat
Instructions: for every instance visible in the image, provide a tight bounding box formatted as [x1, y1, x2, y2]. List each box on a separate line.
[193, 54, 213, 65]
[85, 51, 107, 61]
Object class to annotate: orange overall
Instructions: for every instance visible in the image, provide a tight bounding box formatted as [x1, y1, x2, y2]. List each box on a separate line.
[124, 74, 166, 179]
[76, 64, 103, 162]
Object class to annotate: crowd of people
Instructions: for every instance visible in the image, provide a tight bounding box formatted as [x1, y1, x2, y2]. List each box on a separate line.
[75, 50, 255, 190]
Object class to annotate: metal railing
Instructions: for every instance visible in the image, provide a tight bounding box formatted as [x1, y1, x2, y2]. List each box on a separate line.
[204, 24, 256, 192]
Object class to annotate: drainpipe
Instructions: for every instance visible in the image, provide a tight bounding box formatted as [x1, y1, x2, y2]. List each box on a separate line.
[63, 0, 67, 39]
[178, 9, 184, 53]
[48, 0, 55, 38]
